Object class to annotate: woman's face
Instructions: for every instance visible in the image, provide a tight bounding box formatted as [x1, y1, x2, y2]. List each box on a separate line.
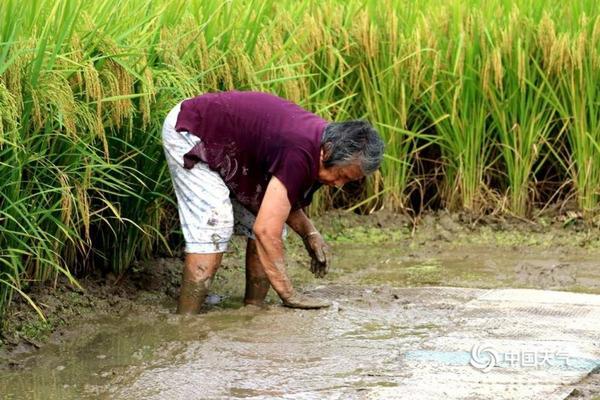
[317, 163, 364, 188]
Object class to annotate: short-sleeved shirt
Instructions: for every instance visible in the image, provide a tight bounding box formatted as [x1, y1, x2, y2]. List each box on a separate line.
[174, 91, 326, 213]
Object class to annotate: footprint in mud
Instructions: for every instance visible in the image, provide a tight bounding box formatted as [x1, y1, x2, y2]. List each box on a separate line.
[516, 261, 577, 288]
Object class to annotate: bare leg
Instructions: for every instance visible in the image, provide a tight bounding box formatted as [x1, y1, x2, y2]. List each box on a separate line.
[177, 253, 223, 314]
[244, 238, 271, 306]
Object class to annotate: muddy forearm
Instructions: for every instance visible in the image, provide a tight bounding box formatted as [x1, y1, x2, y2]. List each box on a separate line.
[286, 209, 317, 239]
[253, 231, 295, 299]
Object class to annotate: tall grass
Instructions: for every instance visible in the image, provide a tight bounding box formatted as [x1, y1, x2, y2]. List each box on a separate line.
[1, 0, 600, 318]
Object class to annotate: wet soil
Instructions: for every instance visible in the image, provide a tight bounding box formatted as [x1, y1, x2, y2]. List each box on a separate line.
[0, 285, 462, 399]
[1, 210, 599, 398]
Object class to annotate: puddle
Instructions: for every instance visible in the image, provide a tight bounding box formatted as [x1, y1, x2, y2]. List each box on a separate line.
[328, 243, 600, 294]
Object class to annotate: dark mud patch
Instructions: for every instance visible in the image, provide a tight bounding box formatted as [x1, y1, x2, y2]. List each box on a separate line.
[315, 209, 600, 250]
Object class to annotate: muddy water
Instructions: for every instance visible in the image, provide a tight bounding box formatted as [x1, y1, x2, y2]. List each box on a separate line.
[0, 286, 465, 399]
[328, 243, 600, 293]
[1, 242, 599, 399]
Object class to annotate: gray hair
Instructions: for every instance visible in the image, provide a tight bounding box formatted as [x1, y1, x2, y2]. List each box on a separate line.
[321, 120, 385, 174]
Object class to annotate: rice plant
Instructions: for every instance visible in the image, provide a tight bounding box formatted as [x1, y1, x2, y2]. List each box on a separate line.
[1, 0, 600, 319]
[484, 15, 558, 216]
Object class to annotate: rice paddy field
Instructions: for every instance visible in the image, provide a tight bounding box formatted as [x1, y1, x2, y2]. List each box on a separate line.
[1, 0, 600, 318]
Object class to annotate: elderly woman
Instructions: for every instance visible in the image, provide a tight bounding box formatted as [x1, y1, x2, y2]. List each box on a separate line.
[162, 91, 384, 313]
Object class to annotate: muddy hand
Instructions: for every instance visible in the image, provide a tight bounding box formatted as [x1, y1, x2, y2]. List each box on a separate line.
[282, 292, 331, 309]
[302, 231, 330, 278]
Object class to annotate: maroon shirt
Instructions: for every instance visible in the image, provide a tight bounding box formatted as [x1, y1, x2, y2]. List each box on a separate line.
[175, 91, 326, 212]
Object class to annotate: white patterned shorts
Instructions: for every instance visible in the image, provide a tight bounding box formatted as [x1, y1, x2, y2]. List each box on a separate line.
[162, 102, 285, 254]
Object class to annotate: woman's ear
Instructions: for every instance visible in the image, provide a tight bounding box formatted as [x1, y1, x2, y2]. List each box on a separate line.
[321, 142, 333, 163]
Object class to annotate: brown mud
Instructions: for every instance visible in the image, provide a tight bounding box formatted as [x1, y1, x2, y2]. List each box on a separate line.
[1, 210, 599, 398]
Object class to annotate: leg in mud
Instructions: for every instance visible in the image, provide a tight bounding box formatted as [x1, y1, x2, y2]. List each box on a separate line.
[244, 238, 271, 306]
[177, 252, 223, 314]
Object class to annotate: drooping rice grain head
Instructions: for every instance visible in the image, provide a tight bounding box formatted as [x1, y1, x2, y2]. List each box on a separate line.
[591, 16, 600, 70]
[0, 81, 18, 147]
[537, 12, 557, 74]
